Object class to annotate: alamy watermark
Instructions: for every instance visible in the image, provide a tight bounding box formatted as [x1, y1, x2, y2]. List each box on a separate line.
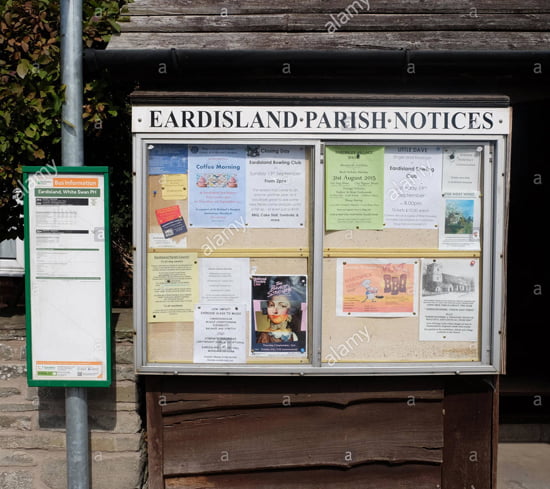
[326, 0, 370, 34]
[13, 160, 58, 204]
[324, 324, 371, 366]
[200, 216, 247, 256]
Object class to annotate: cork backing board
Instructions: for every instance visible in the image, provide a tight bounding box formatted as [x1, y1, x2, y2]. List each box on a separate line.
[147, 258, 310, 364]
[146, 147, 312, 251]
[321, 258, 479, 363]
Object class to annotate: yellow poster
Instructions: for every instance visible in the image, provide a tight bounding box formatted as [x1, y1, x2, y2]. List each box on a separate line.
[147, 252, 198, 322]
[160, 174, 188, 200]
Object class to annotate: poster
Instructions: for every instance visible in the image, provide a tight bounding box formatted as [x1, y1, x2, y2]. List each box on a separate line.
[155, 205, 187, 238]
[25, 169, 109, 384]
[250, 275, 307, 356]
[160, 174, 188, 200]
[188, 145, 246, 228]
[336, 259, 418, 317]
[384, 146, 443, 229]
[199, 257, 250, 307]
[148, 144, 188, 175]
[325, 145, 384, 230]
[442, 146, 481, 196]
[419, 258, 480, 341]
[246, 145, 306, 228]
[147, 253, 198, 322]
[439, 197, 481, 250]
[193, 304, 246, 363]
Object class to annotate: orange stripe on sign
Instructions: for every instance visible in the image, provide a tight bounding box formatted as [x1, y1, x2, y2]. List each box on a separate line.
[53, 178, 98, 188]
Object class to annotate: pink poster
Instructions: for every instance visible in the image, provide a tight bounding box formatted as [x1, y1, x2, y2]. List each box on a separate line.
[336, 259, 418, 317]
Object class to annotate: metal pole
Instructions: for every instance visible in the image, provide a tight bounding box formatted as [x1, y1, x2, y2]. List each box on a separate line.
[61, 0, 84, 168]
[61, 1, 89, 488]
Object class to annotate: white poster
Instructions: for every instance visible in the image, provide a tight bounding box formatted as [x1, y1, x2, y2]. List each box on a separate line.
[439, 197, 481, 250]
[384, 146, 443, 228]
[193, 304, 247, 363]
[199, 257, 250, 308]
[442, 146, 482, 196]
[246, 145, 306, 228]
[419, 258, 480, 341]
[26, 171, 108, 383]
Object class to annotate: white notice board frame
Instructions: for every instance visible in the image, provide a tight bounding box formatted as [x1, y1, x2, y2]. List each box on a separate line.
[132, 102, 511, 376]
[23, 166, 111, 387]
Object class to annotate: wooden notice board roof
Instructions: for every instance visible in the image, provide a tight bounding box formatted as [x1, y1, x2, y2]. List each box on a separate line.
[109, 0, 550, 51]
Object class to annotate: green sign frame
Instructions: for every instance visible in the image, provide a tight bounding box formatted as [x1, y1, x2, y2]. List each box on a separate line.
[23, 166, 111, 387]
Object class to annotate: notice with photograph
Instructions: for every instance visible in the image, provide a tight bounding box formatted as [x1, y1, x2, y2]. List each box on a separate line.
[442, 146, 481, 196]
[199, 257, 250, 307]
[325, 145, 384, 230]
[246, 145, 306, 228]
[188, 145, 246, 228]
[147, 253, 198, 322]
[439, 198, 481, 250]
[384, 146, 443, 229]
[419, 258, 480, 341]
[336, 258, 418, 317]
[193, 304, 246, 363]
[250, 275, 307, 356]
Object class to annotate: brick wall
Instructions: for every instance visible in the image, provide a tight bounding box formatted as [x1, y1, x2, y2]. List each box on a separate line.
[0, 308, 146, 489]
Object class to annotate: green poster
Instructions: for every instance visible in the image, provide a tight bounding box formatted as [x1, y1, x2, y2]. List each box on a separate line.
[325, 145, 384, 230]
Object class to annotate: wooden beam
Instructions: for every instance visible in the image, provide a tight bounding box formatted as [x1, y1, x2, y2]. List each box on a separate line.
[121, 13, 550, 33]
[107, 31, 550, 51]
[126, 0, 550, 16]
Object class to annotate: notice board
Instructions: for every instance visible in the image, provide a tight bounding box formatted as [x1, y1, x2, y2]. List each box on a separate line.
[23, 166, 111, 386]
[132, 103, 510, 375]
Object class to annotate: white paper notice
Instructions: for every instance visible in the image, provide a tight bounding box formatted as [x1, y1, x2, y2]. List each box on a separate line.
[419, 259, 480, 341]
[148, 233, 187, 249]
[198, 257, 250, 308]
[384, 146, 443, 228]
[193, 304, 247, 363]
[246, 145, 306, 228]
[439, 197, 481, 250]
[442, 146, 481, 196]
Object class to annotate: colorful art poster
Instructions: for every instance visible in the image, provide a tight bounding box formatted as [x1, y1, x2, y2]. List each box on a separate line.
[188, 145, 246, 228]
[336, 258, 418, 317]
[193, 304, 247, 363]
[439, 198, 481, 250]
[325, 146, 384, 230]
[442, 146, 481, 196]
[250, 275, 307, 356]
[148, 144, 188, 175]
[419, 258, 480, 341]
[155, 205, 187, 238]
[246, 145, 306, 228]
[384, 146, 443, 229]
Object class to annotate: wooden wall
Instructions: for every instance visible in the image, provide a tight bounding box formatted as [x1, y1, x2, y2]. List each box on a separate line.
[109, 0, 550, 50]
[145, 376, 497, 489]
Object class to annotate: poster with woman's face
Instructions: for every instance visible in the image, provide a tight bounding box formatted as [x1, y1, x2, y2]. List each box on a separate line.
[250, 275, 307, 356]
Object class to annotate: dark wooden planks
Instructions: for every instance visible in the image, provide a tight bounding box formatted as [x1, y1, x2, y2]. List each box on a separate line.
[126, 0, 550, 16]
[108, 31, 550, 50]
[165, 464, 441, 489]
[146, 381, 165, 489]
[162, 402, 443, 474]
[442, 377, 496, 489]
[121, 13, 550, 33]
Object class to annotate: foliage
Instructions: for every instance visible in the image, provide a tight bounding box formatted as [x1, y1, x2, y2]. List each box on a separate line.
[0, 0, 134, 305]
